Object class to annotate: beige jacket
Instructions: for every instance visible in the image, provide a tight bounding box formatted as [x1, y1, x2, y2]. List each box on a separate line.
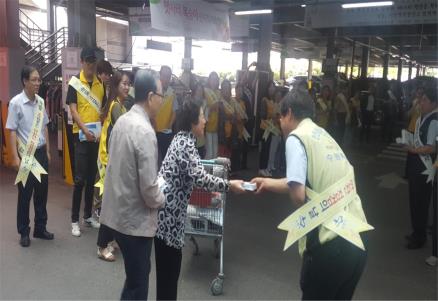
[100, 104, 165, 237]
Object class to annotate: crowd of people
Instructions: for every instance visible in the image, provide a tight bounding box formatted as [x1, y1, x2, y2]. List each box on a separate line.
[5, 46, 436, 300]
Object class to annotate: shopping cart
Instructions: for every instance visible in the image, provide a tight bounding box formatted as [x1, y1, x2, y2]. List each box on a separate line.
[185, 158, 230, 296]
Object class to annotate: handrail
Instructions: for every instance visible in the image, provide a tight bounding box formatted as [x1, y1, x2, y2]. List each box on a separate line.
[27, 27, 67, 67]
[25, 27, 67, 57]
[19, 9, 44, 32]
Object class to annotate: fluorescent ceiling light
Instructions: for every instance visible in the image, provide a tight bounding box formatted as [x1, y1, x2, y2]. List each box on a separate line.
[301, 4, 306, 7]
[342, 1, 393, 9]
[97, 15, 128, 26]
[235, 9, 272, 15]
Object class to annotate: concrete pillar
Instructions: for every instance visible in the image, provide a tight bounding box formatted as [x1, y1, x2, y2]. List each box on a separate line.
[183, 37, 192, 72]
[0, 0, 26, 166]
[423, 66, 427, 76]
[416, 65, 420, 77]
[256, 14, 272, 72]
[397, 58, 402, 81]
[326, 32, 336, 59]
[382, 50, 389, 80]
[47, 0, 55, 33]
[67, 0, 96, 48]
[280, 53, 286, 81]
[345, 63, 349, 74]
[350, 40, 356, 79]
[408, 62, 412, 80]
[360, 45, 369, 78]
[242, 48, 248, 70]
[308, 59, 313, 80]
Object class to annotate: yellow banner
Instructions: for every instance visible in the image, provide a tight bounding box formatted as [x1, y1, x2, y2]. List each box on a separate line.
[94, 158, 105, 196]
[261, 119, 281, 140]
[242, 128, 251, 142]
[278, 169, 373, 251]
[15, 97, 46, 186]
[68, 76, 101, 114]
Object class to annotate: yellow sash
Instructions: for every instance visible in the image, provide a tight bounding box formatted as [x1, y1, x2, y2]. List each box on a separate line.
[234, 99, 248, 120]
[15, 96, 47, 186]
[68, 76, 101, 114]
[278, 169, 374, 251]
[261, 119, 281, 140]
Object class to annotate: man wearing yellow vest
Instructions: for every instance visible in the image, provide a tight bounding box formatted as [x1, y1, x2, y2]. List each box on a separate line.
[252, 86, 373, 300]
[155, 65, 178, 164]
[66, 47, 106, 237]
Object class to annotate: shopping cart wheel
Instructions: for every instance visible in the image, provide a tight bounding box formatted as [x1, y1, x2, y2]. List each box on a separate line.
[190, 236, 200, 256]
[210, 277, 224, 296]
[213, 239, 220, 259]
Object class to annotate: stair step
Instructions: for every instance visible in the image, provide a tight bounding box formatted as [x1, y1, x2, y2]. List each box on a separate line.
[381, 150, 406, 157]
[377, 154, 406, 162]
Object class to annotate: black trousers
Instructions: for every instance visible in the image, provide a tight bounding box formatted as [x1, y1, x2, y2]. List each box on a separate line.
[334, 112, 347, 146]
[154, 237, 182, 301]
[157, 132, 174, 165]
[408, 173, 432, 243]
[259, 133, 272, 170]
[300, 236, 367, 300]
[71, 135, 98, 223]
[360, 111, 372, 142]
[231, 145, 242, 172]
[112, 229, 153, 301]
[17, 147, 49, 236]
[97, 223, 114, 248]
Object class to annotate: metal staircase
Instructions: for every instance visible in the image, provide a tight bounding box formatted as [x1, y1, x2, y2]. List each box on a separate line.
[19, 9, 68, 81]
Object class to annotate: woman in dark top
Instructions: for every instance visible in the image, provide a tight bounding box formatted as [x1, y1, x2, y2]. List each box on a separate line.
[155, 100, 244, 300]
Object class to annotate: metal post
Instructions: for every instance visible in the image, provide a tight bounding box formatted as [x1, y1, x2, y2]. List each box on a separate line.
[360, 45, 369, 78]
[350, 40, 356, 79]
[397, 58, 403, 81]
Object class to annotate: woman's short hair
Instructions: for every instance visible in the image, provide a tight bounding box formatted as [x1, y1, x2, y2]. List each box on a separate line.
[280, 86, 315, 120]
[21, 65, 38, 86]
[134, 70, 158, 103]
[176, 99, 201, 132]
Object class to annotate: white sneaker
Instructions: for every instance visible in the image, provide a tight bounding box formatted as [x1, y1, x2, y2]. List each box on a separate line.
[71, 222, 81, 237]
[84, 217, 100, 229]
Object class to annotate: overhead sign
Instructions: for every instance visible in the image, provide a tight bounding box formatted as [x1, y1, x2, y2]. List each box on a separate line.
[305, 0, 438, 28]
[129, 7, 170, 36]
[149, 0, 230, 41]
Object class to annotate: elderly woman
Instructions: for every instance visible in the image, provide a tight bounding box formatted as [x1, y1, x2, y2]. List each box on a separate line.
[154, 100, 244, 300]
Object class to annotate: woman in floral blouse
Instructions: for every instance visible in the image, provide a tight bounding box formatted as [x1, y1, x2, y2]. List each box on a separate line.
[155, 100, 244, 300]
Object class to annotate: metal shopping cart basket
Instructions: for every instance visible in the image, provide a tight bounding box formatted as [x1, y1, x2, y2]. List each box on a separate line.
[185, 158, 230, 296]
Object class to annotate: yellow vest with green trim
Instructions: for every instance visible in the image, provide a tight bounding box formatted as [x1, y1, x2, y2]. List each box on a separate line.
[72, 71, 105, 133]
[205, 88, 221, 133]
[98, 99, 126, 166]
[155, 87, 175, 132]
[291, 118, 368, 255]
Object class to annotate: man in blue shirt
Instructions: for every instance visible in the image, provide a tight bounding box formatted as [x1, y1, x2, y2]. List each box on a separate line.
[6, 66, 54, 247]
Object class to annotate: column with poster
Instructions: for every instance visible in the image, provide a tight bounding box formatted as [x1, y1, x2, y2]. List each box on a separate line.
[61, 47, 81, 185]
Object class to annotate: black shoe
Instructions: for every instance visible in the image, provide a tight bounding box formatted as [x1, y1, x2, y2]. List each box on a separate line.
[20, 236, 31, 247]
[33, 230, 54, 240]
[406, 240, 425, 250]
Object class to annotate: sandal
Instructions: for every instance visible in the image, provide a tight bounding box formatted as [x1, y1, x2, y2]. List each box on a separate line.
[97, 247, 116, 262]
